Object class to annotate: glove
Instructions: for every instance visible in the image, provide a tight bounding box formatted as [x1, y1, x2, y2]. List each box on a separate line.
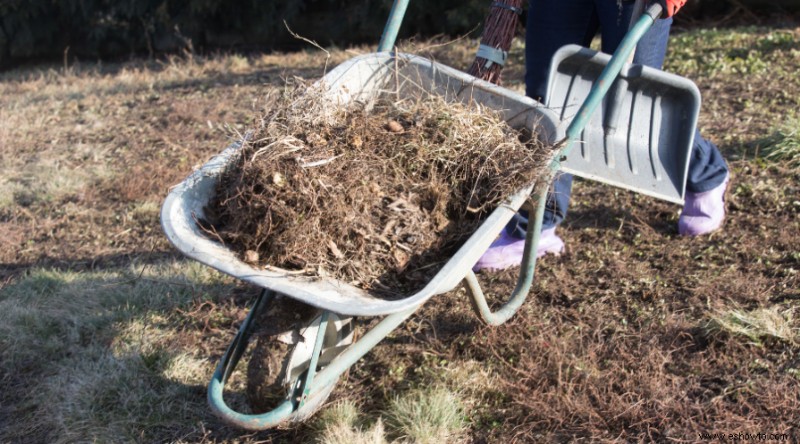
[657, 0, 687, 17]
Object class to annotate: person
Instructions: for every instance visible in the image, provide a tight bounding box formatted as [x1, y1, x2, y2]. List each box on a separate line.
[473, 0, 730, 272]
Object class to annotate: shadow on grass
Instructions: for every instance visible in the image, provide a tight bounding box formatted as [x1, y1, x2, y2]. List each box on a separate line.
[14, 65, 326, 108]
[0, 258, 313, 443]
[0, 250, 183, 282]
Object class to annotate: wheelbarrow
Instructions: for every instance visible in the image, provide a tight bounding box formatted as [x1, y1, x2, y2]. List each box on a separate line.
[160, 2, 699, 430]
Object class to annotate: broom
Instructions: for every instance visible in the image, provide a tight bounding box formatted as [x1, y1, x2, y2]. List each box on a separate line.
[467, 0, 524, 85]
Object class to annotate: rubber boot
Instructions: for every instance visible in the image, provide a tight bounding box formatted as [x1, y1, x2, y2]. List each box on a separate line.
[472, 227, 564, 272]
[678, 174, 729, 236]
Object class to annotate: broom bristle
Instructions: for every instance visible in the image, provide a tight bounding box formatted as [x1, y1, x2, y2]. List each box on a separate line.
[467, 0, 524, 85]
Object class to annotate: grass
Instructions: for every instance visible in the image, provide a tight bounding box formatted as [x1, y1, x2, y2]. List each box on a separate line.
[0, 22, 799, 443]
[761, 113, 800, 169]
[384, 386, 466, 444]
[667, 27, 797, 76]
[0, 140, 113, 208]
[708, 305, 798, 346]
[665, 26, 800, 156]
[313, 401, 388, 444]
[0, 262, 237, 443]
[311, 386, 467, 444]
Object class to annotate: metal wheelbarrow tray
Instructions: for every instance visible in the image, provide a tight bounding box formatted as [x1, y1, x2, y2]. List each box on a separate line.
[161, 52, 563, 318]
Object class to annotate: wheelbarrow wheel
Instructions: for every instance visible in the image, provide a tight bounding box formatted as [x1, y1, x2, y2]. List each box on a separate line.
[246, 294, 355, 422]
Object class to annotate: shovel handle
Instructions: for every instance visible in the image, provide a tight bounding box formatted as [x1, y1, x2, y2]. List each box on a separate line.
[628, 0, 648, 62]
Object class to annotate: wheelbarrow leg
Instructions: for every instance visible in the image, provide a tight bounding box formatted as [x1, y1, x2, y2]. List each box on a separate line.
[207, 287, 419, 430]
[298, 311, 329, 410]
[208, 289, 296, 429]
[209, 288, 358, 430]
[220, 289, 273, 383]
[307, 306, 417, 393]
[464, 189, 549, 326]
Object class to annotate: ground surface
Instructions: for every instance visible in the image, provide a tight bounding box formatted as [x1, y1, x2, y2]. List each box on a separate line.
[1, 23, 799, 443]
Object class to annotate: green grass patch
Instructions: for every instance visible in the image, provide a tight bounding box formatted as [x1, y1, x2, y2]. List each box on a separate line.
[760, 113, 800, 169]
[667, 27, 798, 77]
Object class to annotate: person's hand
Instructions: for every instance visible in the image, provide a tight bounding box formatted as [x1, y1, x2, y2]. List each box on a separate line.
[657, 0, 687, 17]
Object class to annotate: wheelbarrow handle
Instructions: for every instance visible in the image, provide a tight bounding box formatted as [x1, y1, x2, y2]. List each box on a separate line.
[464, 192, 549, 326]
[378, 0, 411, 52]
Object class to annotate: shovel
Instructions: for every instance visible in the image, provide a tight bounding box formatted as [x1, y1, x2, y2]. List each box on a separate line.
[463, 2, 703, 324]
[546, 1, 699, 204]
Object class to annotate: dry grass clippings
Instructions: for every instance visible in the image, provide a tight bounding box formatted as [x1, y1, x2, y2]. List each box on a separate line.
[205, 80, 551, 298]
[708, 306, 798, 346]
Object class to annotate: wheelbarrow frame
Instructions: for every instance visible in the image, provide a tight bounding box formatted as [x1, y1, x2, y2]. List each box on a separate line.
[161, 2, 692, 430]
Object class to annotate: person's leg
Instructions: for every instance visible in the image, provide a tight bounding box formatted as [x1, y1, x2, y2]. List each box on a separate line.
[531, 1, 729, 234]
[525, 0, 599, 102]
[475, 0, 599, 271]
[598, 1, 729, 234]
[475, 0, 596, 271]
[593, 0, 669, 67]
[525, 0, 600, 231]
[507, 173, 573, 237]
[678, 134, 729, 235]
[684, 132, 729, 193]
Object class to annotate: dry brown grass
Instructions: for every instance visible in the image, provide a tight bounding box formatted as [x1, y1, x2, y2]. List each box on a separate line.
[1, 25, 799, 444]
[206, 80, 551, 297]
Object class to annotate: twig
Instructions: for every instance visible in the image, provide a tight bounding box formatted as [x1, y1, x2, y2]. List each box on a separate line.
[412, 25, 481, 54]
[395, 46, 400, 98]
[62, 46, 70, 75]
[192, 211, 226, 245]
[284, 21, 331, 75]
[300, 154, 343, 168]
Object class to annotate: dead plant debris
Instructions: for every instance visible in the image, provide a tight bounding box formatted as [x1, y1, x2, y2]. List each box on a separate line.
[204, 82, 551, 298]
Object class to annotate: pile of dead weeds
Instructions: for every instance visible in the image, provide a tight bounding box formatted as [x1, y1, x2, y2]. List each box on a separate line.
[203, 80, 553, 298]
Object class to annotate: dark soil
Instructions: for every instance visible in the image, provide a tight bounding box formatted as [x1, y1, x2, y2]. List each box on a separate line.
[469, 162, 800, 441]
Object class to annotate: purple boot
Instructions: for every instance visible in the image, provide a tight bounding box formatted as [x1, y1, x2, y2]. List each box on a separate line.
[472, 227, 564, 272]
[678, 173, 729, 236]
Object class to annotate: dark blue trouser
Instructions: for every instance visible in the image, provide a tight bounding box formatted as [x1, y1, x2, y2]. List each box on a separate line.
[507, 0, 729, 236]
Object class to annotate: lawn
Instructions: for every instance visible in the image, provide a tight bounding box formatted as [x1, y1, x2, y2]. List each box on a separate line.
[1, 24, 799, 443]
